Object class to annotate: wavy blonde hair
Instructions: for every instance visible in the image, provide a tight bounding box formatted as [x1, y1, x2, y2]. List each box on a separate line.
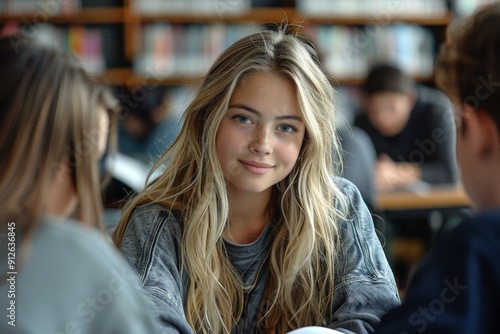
[0, 34, 118, 236]
[114, 26, 348, 333]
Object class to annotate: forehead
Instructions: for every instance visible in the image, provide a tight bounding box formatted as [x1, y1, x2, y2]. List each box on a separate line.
[231, 71, 300, 115]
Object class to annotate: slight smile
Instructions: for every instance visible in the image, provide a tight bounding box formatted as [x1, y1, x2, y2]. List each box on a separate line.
[239, 160, 274, 175]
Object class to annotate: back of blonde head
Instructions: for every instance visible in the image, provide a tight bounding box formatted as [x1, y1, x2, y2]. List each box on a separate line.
[114, 26, 347, 333]
[0, 34, 117, 235]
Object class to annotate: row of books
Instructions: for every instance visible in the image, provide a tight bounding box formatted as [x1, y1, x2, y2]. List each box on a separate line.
[0, 22, 435, 82]
[296, 0, 449, 18]
[133, 23, 260, 77]
[454, 0, 500, 17]
[131, 0, 252, 16]
[0, 23, 105, 73]
[0, 0, 80, 14]
[2, 0, 498, 18]
[297, 0, 500, 18]
[133, 22, 435, 81]
[304, 23, 435, 79]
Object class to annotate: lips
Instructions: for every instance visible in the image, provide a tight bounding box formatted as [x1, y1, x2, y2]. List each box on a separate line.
[240, 160, 273, 168]
[239, 160, 274, 174]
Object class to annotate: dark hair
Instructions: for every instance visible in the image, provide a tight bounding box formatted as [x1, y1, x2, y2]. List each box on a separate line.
[121, 85, 167, 123]
[364, 64, 413, 95]
[435, 3, 500, 130]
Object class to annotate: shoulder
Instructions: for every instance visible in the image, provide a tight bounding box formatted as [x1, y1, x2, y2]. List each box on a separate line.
[335, 177, 363, 199]
[36, 217, 128, 271]
[31, 218, 146, 293]
[334, 177, 370, 223]
[120, 203, 184, 280]
[433, 211, 500, 257]
[1, 217, 159, 333]
[124, 203, 183, 242]
[333, 178, 382, 255]
[331, 179, 400, 308]
[121, 202, 183, 250]
[377, 213, 500, 333]
[413, 85, 454, 120]
[410, 211, 500, 289]
[416, 84, 451, 106]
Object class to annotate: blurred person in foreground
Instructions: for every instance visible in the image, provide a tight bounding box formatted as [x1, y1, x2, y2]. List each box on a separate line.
[0, 34, 159, 333]
[375, 4, 500, 333]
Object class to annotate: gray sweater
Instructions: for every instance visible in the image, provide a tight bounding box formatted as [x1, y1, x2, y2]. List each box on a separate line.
[0, 216, 159, 333]
[120, 178, 400, 333]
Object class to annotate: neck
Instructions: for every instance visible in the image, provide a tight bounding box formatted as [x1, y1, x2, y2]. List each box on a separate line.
[224, 187, 273, 244]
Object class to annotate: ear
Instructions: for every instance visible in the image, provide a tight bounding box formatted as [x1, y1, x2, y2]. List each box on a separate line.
[462, 104, 500, 160]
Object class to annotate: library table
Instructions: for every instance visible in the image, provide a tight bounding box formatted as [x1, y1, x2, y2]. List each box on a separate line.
[376, 184, 470, 212]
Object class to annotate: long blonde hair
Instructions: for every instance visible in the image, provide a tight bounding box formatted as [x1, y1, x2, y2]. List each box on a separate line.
[114, 26, 348, 333]
[0, 34, 118, 236]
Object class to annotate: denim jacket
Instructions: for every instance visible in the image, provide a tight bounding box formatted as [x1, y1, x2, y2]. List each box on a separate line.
[120, 178, 400, 333]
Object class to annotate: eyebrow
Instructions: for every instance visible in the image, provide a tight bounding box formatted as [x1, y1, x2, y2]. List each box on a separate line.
[228, 103, 303, 122]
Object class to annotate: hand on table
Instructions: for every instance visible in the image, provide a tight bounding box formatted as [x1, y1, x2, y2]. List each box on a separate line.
[375, 154, 422, 192]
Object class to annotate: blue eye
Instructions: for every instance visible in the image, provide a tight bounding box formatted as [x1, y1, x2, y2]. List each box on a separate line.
[233, 115, 252, 124]
[278, 124, 297, 133]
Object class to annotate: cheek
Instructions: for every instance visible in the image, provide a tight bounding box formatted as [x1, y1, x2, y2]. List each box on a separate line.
[279, 140, 303, 168]
[216, 127, 241, 175]
[97, 109, 110, 159]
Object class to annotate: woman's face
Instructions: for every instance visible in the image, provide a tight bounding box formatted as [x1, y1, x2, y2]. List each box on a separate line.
[366, 92, 413, 137]
[97, 105, 110, 159]
[216, 71, 306, 197]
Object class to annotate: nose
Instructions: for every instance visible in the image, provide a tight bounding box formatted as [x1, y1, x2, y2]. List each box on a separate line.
[249, 127, 272, 156]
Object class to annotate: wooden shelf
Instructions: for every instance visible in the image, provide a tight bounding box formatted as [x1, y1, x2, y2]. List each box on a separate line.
[0, 8, 124, 24]
[0, 7, 451, 25]
[130, 7, 295, 24]
[92, 68, 131, 86]
[92, 68, 202, 87]
[126, 73, 202, 87]
[129, 7, 451, 26]
[92, 68, 434, 88]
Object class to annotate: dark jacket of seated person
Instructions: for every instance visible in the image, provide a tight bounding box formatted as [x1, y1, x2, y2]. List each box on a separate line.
[355, 65, 458, 191]
[374, 212, 500, 333]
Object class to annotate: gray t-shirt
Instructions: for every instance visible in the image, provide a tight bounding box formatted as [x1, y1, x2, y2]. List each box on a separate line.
[0, 215, 159, 333]
[225, 223, 273, 333]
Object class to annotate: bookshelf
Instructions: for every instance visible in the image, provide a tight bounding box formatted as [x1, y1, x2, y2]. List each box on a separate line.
[0, 0, 455, 87]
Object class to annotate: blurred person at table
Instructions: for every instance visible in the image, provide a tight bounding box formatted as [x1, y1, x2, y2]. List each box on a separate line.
[375, 4, 500, 333]
[118, 85, 182, 166]
[355, 64, 458, 192]
[102, 86, 183, 218]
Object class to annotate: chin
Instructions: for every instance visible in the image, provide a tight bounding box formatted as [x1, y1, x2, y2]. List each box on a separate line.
[230, 181, 274, 195]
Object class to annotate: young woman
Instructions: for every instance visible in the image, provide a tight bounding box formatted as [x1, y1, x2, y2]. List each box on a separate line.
[0, 34, 158, 333]
[114, 27, 400, 333]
